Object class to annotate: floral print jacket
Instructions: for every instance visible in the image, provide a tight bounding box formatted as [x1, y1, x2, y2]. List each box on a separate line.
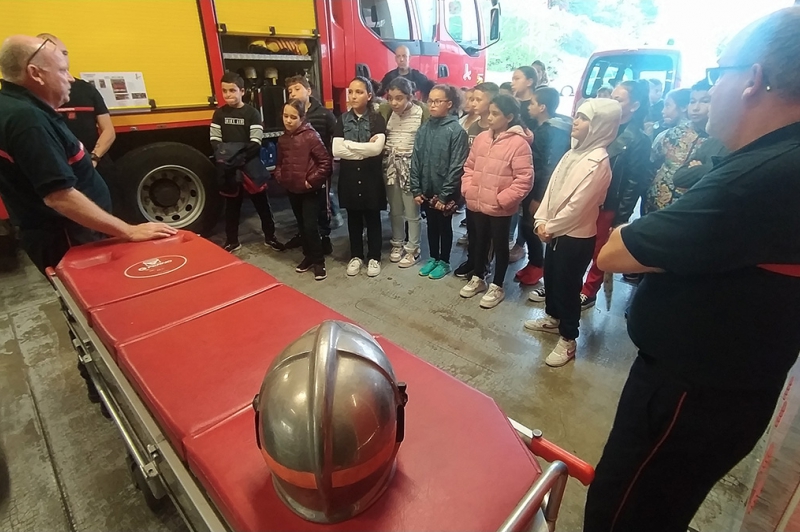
[645, 121, 709, 213]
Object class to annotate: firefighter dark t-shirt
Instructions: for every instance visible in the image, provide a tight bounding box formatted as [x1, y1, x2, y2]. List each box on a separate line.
[57, 79, 109, 153]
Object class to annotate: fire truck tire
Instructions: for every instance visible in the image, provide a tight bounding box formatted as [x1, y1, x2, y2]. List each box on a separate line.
[116, 143, 221, 235]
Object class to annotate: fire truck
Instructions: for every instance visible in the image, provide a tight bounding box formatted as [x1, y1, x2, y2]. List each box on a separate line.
[2, 0, 500, 235]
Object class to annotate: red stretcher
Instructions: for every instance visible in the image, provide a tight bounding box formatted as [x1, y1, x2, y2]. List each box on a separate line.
[47, 231, 594, 532]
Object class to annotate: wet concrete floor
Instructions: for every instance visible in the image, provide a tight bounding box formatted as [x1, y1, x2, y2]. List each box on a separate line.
[0, 200, 770, 531]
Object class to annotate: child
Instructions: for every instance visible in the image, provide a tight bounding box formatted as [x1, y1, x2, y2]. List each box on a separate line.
[459, 88, 478, 129]
[511, 66, 540, 132]
[499, 82, 514, 97]
[516, 86, 572, 286]
[379, 77, 429, 268]
[332, 76, 387, 277]
[460, 95, 533, 308]
[649, 88, 690, 140]
[284, 75, 339, 252]
[274, 99, 333, 280]
[211, 72, 284, 253]
[454, 81, 500, 279]
[410, 84, 469, 280]
[596, 85, 613, 99]
[524, 98, 621, 367]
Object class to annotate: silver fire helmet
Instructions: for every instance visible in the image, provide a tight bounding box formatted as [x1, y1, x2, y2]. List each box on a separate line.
[253, 320, 408, 523]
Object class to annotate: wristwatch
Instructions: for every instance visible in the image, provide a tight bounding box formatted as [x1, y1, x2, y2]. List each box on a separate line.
[90, 152, 101, 162]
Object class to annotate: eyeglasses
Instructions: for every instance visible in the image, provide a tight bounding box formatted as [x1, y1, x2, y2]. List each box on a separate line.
[26, 38, 54, 67]
[706, 65, 751, 86]
[427, 99, 450, 107]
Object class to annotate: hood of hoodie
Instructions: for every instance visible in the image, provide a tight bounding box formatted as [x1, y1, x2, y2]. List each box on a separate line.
[495, 124, 534, 144]
[546, 114, 573, 133]
[429, 113, 460, 128]
[572, 99, 622, 153]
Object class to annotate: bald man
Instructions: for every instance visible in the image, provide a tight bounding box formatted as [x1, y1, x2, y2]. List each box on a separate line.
[378, 45, 433, 100]
[0, 35, 175, 275]
[585, 8, 800, 531]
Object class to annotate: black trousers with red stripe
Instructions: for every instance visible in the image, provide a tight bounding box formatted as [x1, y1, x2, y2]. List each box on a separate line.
[584, 356, 781, 532]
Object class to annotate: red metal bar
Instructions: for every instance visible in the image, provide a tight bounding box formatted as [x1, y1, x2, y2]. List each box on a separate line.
[529, 433, 595, 486]
[197, 0, 226, 107]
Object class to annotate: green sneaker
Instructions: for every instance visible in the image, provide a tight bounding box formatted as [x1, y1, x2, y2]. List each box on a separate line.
[419, 258, 438, 276]
[428, 261, 451, 280]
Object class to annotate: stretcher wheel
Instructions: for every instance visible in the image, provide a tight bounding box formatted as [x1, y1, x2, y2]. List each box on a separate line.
[128, 455, 166, 513]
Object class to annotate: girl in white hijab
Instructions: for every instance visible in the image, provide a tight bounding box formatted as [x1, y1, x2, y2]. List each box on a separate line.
[525, 98, 622, 367]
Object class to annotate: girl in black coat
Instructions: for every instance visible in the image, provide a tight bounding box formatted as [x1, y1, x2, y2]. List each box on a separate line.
[332, 77, 387, 277]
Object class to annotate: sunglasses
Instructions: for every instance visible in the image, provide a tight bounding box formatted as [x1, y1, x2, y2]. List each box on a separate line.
[26, 38, 55, 67]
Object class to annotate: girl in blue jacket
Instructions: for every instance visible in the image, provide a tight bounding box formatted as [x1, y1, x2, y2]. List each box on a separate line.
[410, 84, 470, 280]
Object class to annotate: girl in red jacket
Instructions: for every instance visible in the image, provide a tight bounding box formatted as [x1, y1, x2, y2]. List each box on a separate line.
[274, 99, 333, 280]
[460, 95, 533, 308]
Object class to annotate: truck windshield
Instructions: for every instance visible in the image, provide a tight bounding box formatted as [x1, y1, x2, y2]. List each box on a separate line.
[360, 0, 412, 41]
[445, 0, 480, 47]
[582, 53, 677, 98]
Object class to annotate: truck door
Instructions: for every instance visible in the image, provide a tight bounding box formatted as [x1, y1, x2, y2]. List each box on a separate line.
[437, 0, 484, 87]
[410, 0, 440, 87]
[357, 0, 421, 81]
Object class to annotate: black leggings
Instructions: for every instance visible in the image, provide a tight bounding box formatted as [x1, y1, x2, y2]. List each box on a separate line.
[424, 205, 453, 263]
[472, 212, 511, 286]
[347, 208, 382, 261]
[225, 189, 276, 244]
[289, 190, 325, 263]
[544, 235, 595, 340]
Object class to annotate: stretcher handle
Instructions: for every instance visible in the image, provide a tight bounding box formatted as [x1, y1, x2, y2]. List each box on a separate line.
[529, 431, 594, 486]
[509, 419, 595, 486]
[497, 460, 569, 532]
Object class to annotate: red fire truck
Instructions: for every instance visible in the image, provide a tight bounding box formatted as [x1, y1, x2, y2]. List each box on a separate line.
[2, 0, 500, 235]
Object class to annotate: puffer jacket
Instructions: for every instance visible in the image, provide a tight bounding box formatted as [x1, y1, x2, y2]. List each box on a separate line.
[462, 125, 533, 217]
[409, 113, 469, 203]
[274, 121, 332, 194]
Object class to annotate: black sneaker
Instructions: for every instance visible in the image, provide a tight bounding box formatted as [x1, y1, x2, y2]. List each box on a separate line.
[622, 273, 641, 284]
[313, 263, 327, 281]
[322, 236, 333, 255]
[296, 257, 314, 273]
[580, 294, 596, 311]
[223, 241, 242, 253]
[285, 234, 303, 249]
[265, 237, 285, 251]
[454, 260, 474, 279]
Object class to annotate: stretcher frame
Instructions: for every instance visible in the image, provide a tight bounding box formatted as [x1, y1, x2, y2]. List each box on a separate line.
[48, 269, 592, 532]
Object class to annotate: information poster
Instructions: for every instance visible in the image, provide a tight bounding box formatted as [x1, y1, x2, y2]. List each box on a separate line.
[79, 71, 149, 109]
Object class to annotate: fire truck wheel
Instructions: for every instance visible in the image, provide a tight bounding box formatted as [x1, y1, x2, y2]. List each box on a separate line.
[116, 143, 221, 235]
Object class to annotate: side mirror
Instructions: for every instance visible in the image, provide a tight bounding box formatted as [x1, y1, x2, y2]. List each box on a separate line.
[560, 85, 574, 97]
[489, 7, 500, 42]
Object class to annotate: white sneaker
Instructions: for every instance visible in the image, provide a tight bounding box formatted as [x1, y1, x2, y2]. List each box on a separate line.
[367, 259, 381, 277]
[390, 246, 404, 263]
[480, 284, 505, 309]
[460, 276, 488, 298]
[528, 286, 546, 303]
[346, 258, 363, 276]
[398, 250, 420, 268]
[545, 338, 577, 367]
[524, 315, 561, 335]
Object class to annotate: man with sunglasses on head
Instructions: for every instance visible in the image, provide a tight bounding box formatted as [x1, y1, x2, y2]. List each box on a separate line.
[585, 7, 800, 532]
[0, 35, 176, 275]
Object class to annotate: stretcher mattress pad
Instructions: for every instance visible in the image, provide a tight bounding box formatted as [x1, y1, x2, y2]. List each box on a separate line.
[184, 336, 541, 531]
[90, 262, 279, 361]
[116, 286, 350, 459]
[56, 231, 240, 319]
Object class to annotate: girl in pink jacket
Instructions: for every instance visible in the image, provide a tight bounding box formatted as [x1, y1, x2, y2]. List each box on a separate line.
[525, 98, 622, 367]
[460, 95, 533, 309]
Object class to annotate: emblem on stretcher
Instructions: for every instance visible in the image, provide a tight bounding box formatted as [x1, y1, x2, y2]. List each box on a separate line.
[124, 255, 188, 279]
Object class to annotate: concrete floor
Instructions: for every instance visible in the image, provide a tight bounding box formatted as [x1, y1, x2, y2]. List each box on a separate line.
[0, 198, 769, 532]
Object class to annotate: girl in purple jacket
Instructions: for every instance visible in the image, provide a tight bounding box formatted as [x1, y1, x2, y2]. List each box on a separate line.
[460, 95, 533, 308]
